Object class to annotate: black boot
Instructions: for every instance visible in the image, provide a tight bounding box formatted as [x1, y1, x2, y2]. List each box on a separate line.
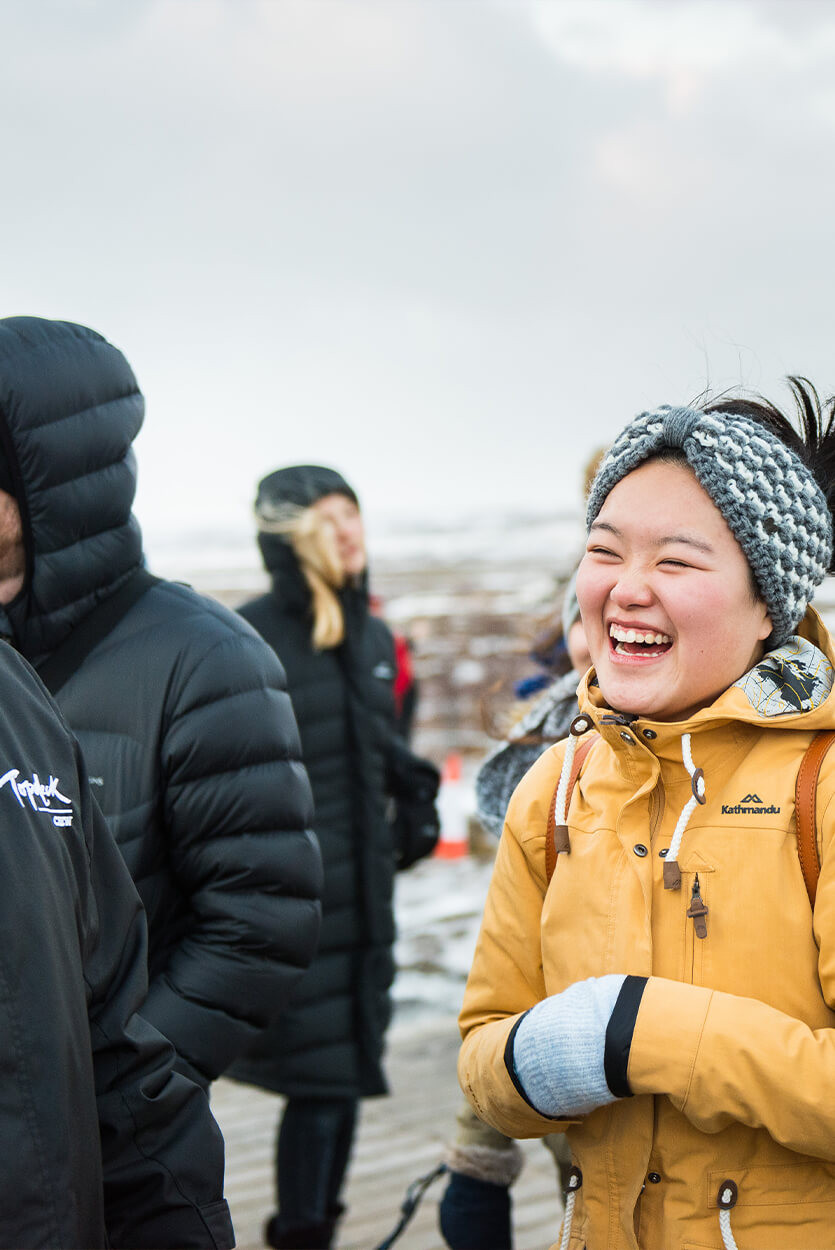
[263, 1211, 339, 1249]
[263, 1200, 350, 1250]
[438, 1171, 513, 1250]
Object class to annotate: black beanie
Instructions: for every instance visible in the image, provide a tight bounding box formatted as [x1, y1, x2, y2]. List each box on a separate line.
[255, 465, 359, 514]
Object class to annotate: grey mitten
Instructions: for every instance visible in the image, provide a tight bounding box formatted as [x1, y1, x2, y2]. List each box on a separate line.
[512, 975, 626, 1117]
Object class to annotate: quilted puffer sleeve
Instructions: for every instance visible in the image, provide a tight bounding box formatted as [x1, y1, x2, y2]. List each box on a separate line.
[79, 738, 235, 1248]
[141, 621, 321, 1083]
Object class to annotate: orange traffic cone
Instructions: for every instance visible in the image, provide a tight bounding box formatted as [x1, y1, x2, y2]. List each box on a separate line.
[434, 751, 469, 859]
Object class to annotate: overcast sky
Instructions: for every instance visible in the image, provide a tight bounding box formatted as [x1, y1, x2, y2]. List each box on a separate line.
[3, 0, 835, 552]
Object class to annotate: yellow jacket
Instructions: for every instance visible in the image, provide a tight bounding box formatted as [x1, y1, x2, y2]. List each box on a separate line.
[459, 608, 835, 1249]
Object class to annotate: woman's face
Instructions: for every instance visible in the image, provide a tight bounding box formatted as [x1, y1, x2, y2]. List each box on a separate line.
[311, 492, 367, 576]
[575, 459, 773, 722]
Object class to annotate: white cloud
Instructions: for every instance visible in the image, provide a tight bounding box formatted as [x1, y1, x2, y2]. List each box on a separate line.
[526, 0, 835, 112]
[4, 0, 835, 537]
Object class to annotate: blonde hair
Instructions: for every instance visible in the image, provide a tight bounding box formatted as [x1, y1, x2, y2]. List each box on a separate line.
[256, 500, 346, 649]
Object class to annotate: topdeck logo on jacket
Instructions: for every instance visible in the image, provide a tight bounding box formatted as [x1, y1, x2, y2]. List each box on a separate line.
[0, 769, 73, 826]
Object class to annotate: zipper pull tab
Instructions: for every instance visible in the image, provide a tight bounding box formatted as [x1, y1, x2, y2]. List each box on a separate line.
[686, 872, 709, 939]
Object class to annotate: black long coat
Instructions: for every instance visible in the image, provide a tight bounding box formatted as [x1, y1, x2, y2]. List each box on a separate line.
[229, 536, 400, 1099]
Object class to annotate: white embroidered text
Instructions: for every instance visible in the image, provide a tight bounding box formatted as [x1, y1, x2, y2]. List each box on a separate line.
[0, 770, 73, 826]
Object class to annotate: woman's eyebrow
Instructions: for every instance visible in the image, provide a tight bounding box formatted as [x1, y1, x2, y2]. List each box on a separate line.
[589, 520, 714, 554]
[658, 533, 715, 554]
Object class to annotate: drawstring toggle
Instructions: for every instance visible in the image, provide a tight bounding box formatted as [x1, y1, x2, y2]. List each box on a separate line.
[717, 1179, 739, 1250]
[559, 1166, 583, 1250]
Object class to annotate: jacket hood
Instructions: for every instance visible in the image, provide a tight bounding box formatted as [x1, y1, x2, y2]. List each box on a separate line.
[255, 464, 359, 514]
[259, 537, 313, 614]
[0, 317, 144, 659]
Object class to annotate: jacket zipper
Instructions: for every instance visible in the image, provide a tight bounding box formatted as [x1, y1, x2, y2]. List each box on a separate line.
[686, 872, 709, 940]
[648, 784, 665, 841]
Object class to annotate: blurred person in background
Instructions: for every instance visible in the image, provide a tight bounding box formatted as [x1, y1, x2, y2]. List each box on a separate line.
[0, 317, 322, 1096]
[439, 574, 590, 1250]
[229, 464, 440, 1250]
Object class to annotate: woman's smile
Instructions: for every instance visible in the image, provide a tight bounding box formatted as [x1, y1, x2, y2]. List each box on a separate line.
[608, 620, 673, 660]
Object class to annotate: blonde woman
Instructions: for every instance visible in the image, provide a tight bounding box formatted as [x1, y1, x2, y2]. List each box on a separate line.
[230, 465, 439, 1250]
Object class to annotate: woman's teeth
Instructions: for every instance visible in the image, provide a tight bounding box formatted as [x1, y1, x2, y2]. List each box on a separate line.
[610, 625, 671, 645]
[609, 624, 672, 655]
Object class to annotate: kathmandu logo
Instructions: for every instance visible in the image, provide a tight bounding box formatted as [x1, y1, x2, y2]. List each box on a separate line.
[722, 791, 781, 815]
[0, 769, 74, 827]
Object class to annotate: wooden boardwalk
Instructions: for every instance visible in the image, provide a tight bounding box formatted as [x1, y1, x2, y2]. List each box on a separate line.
[212, 1016, 565, 1250]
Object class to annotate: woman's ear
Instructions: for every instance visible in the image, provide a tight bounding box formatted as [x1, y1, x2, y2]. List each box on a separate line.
[757, 604, 773, 643]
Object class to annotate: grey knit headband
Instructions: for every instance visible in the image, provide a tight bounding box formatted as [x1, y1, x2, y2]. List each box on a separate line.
[586, 405, 833, 644]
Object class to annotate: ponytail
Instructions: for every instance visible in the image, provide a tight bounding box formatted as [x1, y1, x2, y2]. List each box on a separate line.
[255, 501, 346, 648]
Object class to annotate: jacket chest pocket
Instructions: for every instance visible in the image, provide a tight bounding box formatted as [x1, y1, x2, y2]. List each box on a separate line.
[681, 867, 713, 986]
[673, 829, 822, 1010]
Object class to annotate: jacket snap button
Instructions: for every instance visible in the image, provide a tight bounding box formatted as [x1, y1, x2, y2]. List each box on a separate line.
[642, 728, 657, 739]
[620, 731, 632, 742]
[659, 848, 669, 858]
[633, 844, 648, 857]
[647, 1172, 661, 1184]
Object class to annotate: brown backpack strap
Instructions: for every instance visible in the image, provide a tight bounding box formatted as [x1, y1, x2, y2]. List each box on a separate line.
[795, 730, 835, 907]
[546, 734, 599, 882]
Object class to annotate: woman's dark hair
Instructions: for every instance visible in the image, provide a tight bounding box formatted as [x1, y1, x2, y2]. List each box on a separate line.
[701, 377, 835, 574]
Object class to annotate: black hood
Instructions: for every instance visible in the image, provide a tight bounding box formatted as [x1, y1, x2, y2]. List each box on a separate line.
[255, 464, 359, 514]
[258, 534, 369, 619]
[255, 464, 363, 600]
[0, 317, 144, 659]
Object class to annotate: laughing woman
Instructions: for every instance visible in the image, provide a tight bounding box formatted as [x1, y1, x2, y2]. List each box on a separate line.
[458, 383, 835, 1250]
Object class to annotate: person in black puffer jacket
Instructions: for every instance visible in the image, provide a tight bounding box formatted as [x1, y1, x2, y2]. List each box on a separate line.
[0, 640, 234, 1249]
[228, 465, 440, 1250]
[0, 316, 323, 1092]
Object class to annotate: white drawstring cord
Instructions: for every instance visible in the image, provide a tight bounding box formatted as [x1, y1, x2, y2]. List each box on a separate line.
[559, 1190, 576, 1250]
[719, 1208, 739, 1250]
[717, 1180, 739, 1250]
[552, 731, 578, 826]
[664, 733, 706, 888]
[559, 1167, 582, 1250]
[666, 734, 700, 862]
